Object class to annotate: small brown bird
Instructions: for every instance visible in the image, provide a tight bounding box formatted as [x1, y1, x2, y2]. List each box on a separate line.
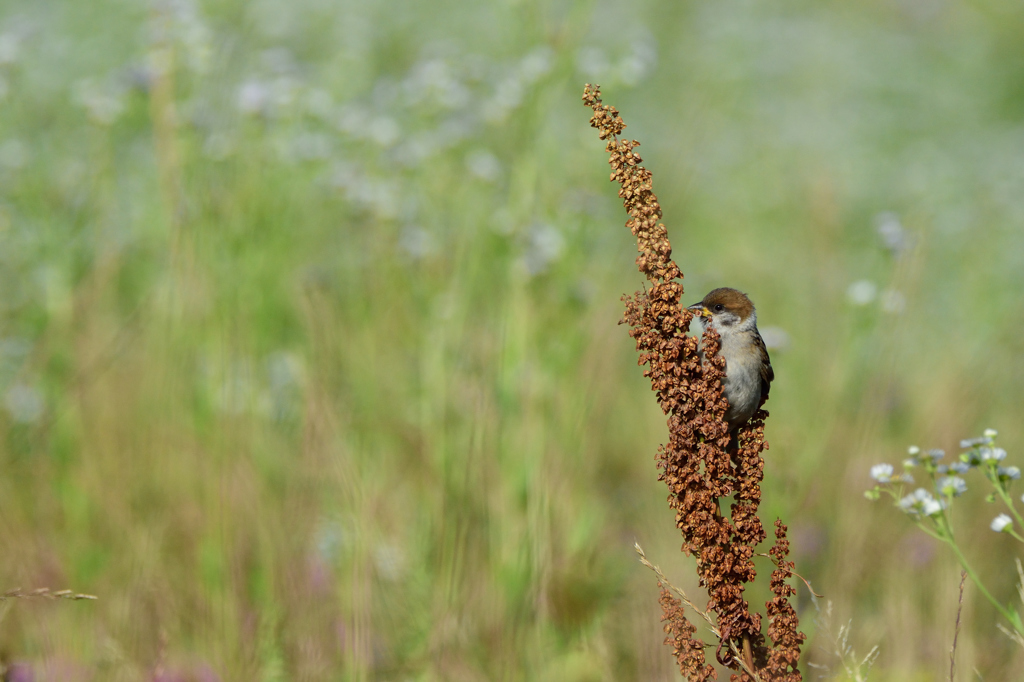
[687, 288, 774, 432]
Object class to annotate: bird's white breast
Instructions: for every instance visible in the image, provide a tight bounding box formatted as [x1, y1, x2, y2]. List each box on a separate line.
[694, 313, 762, 427]
[719, 330, 762, 425]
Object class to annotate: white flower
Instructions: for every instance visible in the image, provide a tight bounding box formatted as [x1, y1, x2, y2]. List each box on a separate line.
[907, 445, 921, 456]
[991, 514, 1013, 532]
[938, 476, 967, 497]
[238, 80, 271, 115]
[899, 472, 915, 483]
[846, 280, 877, 306]
[465, 149, 501, 182]
[522, 223, 565, 275]
[871, 463, 895, 483]
[984, 428, 998, 439]
[899, 488, 943, 518]
[902, 458, 917, 469]
[4, 384, 44, 423]
[73, 79, 126, 126]
[950, 462, 971, 474]
[960, 437, 988, 448]
[980, 447, 1007, 462]
[926, 449, 945, 461]
[998, 466, 1021, 482]
[875, 212, 909, 254]
[398, 225, 436, 260]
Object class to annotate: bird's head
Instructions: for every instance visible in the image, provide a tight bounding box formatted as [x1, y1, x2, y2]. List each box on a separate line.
[687, 287, 756, 331]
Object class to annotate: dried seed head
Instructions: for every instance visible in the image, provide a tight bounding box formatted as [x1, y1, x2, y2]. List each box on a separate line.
[583, 83, 804, 679]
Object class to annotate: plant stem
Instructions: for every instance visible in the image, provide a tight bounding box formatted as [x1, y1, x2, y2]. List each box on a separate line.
[915, 522, 944, 542]
[944, 537, 1022, 634]
[992, 481, 1024, 529]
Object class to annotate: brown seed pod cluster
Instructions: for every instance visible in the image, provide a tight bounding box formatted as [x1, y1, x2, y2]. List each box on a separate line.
[582, 84, 804, 680]
[660, 584, 716, 680]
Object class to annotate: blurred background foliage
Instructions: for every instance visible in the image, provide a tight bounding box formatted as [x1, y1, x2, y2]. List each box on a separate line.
[0, 0, 1023, 679]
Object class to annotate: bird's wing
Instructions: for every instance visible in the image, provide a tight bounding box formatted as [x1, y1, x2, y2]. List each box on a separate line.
[755, 331, 774, 403]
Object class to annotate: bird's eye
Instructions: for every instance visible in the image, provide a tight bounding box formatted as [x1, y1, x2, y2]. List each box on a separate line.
[714, 304, 724, 312]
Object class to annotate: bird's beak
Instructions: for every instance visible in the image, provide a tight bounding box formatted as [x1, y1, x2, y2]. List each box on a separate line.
[686, 303, 709, 317]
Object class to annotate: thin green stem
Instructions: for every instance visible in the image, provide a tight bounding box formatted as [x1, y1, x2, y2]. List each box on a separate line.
[993, 483, 1024, 528]
[929, 489, 1024, 630]
[914, 521, 944, 542]
[944, 538, 1022, 634]
[1006, 528, 1024, 545]
[938, 504, 955, 542]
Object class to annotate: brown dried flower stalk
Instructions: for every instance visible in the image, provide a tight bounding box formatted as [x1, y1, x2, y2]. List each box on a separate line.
[582, 84, 804, 680]
[661, 585, 717, 680]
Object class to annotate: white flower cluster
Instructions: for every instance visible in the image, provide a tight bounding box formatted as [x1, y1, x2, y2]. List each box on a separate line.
[935, 461, 971, 475]
[870, 462, 913, 484]
[937, 476, 968, 498]
[870, 463, 894, 483]
[897, 488, 945, 518]
[999, 466, 1021, 482]
[903, 430, 1011, 476]
[871, 429, 1024, 535]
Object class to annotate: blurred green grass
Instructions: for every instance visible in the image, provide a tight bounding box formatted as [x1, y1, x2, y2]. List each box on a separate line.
[1, 0, 1023, 679]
